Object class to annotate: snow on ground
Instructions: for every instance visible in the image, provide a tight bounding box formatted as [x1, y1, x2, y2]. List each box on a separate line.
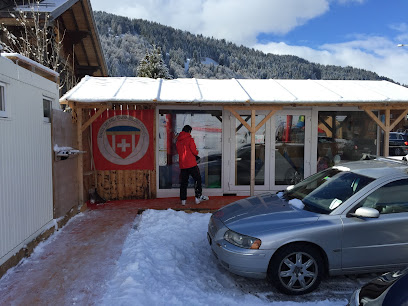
[100, 209, 348, 306]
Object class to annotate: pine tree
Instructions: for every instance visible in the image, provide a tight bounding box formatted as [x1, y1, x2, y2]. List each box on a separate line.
[137, 45, 172, 79]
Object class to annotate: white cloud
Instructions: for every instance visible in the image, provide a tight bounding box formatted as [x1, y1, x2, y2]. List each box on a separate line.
[90, 0, 329, 46]
[389, 22, 408, 33]
[253, 37, 408, 85]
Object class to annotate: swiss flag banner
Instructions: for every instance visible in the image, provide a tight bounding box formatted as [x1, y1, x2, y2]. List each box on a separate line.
[92, 109, 154, 170]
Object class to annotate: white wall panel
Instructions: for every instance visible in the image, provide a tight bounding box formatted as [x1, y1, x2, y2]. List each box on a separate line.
[0, 56, 57, 265]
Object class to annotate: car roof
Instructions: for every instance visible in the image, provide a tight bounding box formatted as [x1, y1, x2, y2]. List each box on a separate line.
[336, 158, 408, 179]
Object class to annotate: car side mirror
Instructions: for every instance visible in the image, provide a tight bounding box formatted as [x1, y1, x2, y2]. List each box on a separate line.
[348, 207, 380, 218]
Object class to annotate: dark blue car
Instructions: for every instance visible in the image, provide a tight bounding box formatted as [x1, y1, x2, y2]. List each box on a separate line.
[389, 132, 408, 156]
[349, 267, 408, 306]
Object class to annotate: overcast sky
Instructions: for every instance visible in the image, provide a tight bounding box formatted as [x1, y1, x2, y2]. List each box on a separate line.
[90, 0, 408, 85]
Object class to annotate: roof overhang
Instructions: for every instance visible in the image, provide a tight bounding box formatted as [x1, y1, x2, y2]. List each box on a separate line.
[60, 77, 408, 108]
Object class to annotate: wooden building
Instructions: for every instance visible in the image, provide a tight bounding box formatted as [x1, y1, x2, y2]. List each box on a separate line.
[60, 77, 408, 204]
[0, 0, 107, 92]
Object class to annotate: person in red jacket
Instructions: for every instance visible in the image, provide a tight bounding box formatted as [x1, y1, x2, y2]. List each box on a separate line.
[176, 125, 209, 205]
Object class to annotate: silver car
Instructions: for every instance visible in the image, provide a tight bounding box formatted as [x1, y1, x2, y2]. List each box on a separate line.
[207, 158, 408, 295]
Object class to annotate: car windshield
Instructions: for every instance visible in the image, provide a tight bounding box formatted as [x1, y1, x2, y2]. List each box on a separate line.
[283, 167, 374, 214]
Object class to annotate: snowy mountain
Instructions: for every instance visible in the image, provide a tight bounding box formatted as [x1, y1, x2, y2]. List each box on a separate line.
[94, 11, 394, 83]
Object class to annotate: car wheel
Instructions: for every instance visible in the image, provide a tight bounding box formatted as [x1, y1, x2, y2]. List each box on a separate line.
[394, 147, 402, 156]
[285, 168, 302, 185]
[268, 244, 323, 295]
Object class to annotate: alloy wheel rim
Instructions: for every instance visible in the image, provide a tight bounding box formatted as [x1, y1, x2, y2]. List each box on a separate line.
[278, 251, 318, 292]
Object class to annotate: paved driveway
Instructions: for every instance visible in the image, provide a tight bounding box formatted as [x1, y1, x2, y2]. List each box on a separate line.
[0, 206, 139, 305]
[0, 199, 377, 305]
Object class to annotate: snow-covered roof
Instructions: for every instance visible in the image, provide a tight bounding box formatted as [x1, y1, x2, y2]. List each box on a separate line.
[60, 76, 408, 105]
[1, 53, 59, 83]
[7, 0, 79, 20]
[1, 53, 59, 77]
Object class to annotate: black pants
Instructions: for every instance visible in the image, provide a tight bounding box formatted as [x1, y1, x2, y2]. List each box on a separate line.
[180, 166, 202, 200]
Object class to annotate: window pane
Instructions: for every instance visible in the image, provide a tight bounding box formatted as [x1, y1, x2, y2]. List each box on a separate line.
[358, 179, 408, 214]
[0, 85, 4, 111]
[158, 110, 222, 189]
[317, 111, 377, 171]
[43, 99, 51, 121]
[275, 115, 305, 185]
[235, 115, 265, 185]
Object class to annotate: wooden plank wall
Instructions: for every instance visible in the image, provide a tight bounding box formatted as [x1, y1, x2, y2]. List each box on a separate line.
[96, 170, 156, 200]
[52, 110, 79, 217]
[82, 103, 156, 201]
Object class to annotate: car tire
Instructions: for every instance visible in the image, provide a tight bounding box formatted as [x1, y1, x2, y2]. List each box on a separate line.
[394, 147, 402, 156]
[268, 244, 324, 295]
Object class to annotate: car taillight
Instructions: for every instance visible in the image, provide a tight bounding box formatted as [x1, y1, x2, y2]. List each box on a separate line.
[405, 141, 408, 146]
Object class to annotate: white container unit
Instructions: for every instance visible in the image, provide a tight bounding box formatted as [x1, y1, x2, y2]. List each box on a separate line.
[0, 54, 59, 266]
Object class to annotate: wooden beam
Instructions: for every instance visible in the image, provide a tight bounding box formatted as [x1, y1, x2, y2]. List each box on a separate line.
[68, 101, 74, 109]
[250, 110, 256, 196]
[76, 65, 101, 76]
[320, 119, 332, 133]
[225, 107, 251, 131]
[81, 105, 109, 132]
[390, 108, 408, 131]
[65, 30, 90, 44]
[225, 105, 284, 110]
[236, 115, 251, 132]
[359, 104, 408, 110]
[77, 107, 84, 207]
[255, 109, 280, 132]
[384, 109, 390, 157]
[362, 108, 386, 131]
[69, 102, 78, 124]
[362, 107, 394, 157]
[67, 7, 90, 66]
[79, 0, 107, 76]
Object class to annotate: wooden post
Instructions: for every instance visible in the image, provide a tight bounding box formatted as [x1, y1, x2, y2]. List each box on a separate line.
[250, 110, 256, 196]
[384, 109, 390, 157]
[77, 106, 84, 207]
[362, 107, 389, 157]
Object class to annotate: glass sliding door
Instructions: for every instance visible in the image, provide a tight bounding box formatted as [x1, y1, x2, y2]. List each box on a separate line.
[158, 110, 222, 190]
[230, 113, 269, 190]
[274, 114, 307, 186]
[317, 111, 377, 171]
[227, 110, 310, 193]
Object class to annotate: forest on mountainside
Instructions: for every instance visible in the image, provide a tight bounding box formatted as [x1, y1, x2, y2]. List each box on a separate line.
[94, 11, 394, 82]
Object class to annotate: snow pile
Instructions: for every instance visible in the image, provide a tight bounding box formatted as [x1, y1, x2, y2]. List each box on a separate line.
[276, 191, 284, 198]
[289, 199, 305, 210]
[101, 209, 265, 305]
[53, 144, 74, 152]
[100, 209, 345, 306]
